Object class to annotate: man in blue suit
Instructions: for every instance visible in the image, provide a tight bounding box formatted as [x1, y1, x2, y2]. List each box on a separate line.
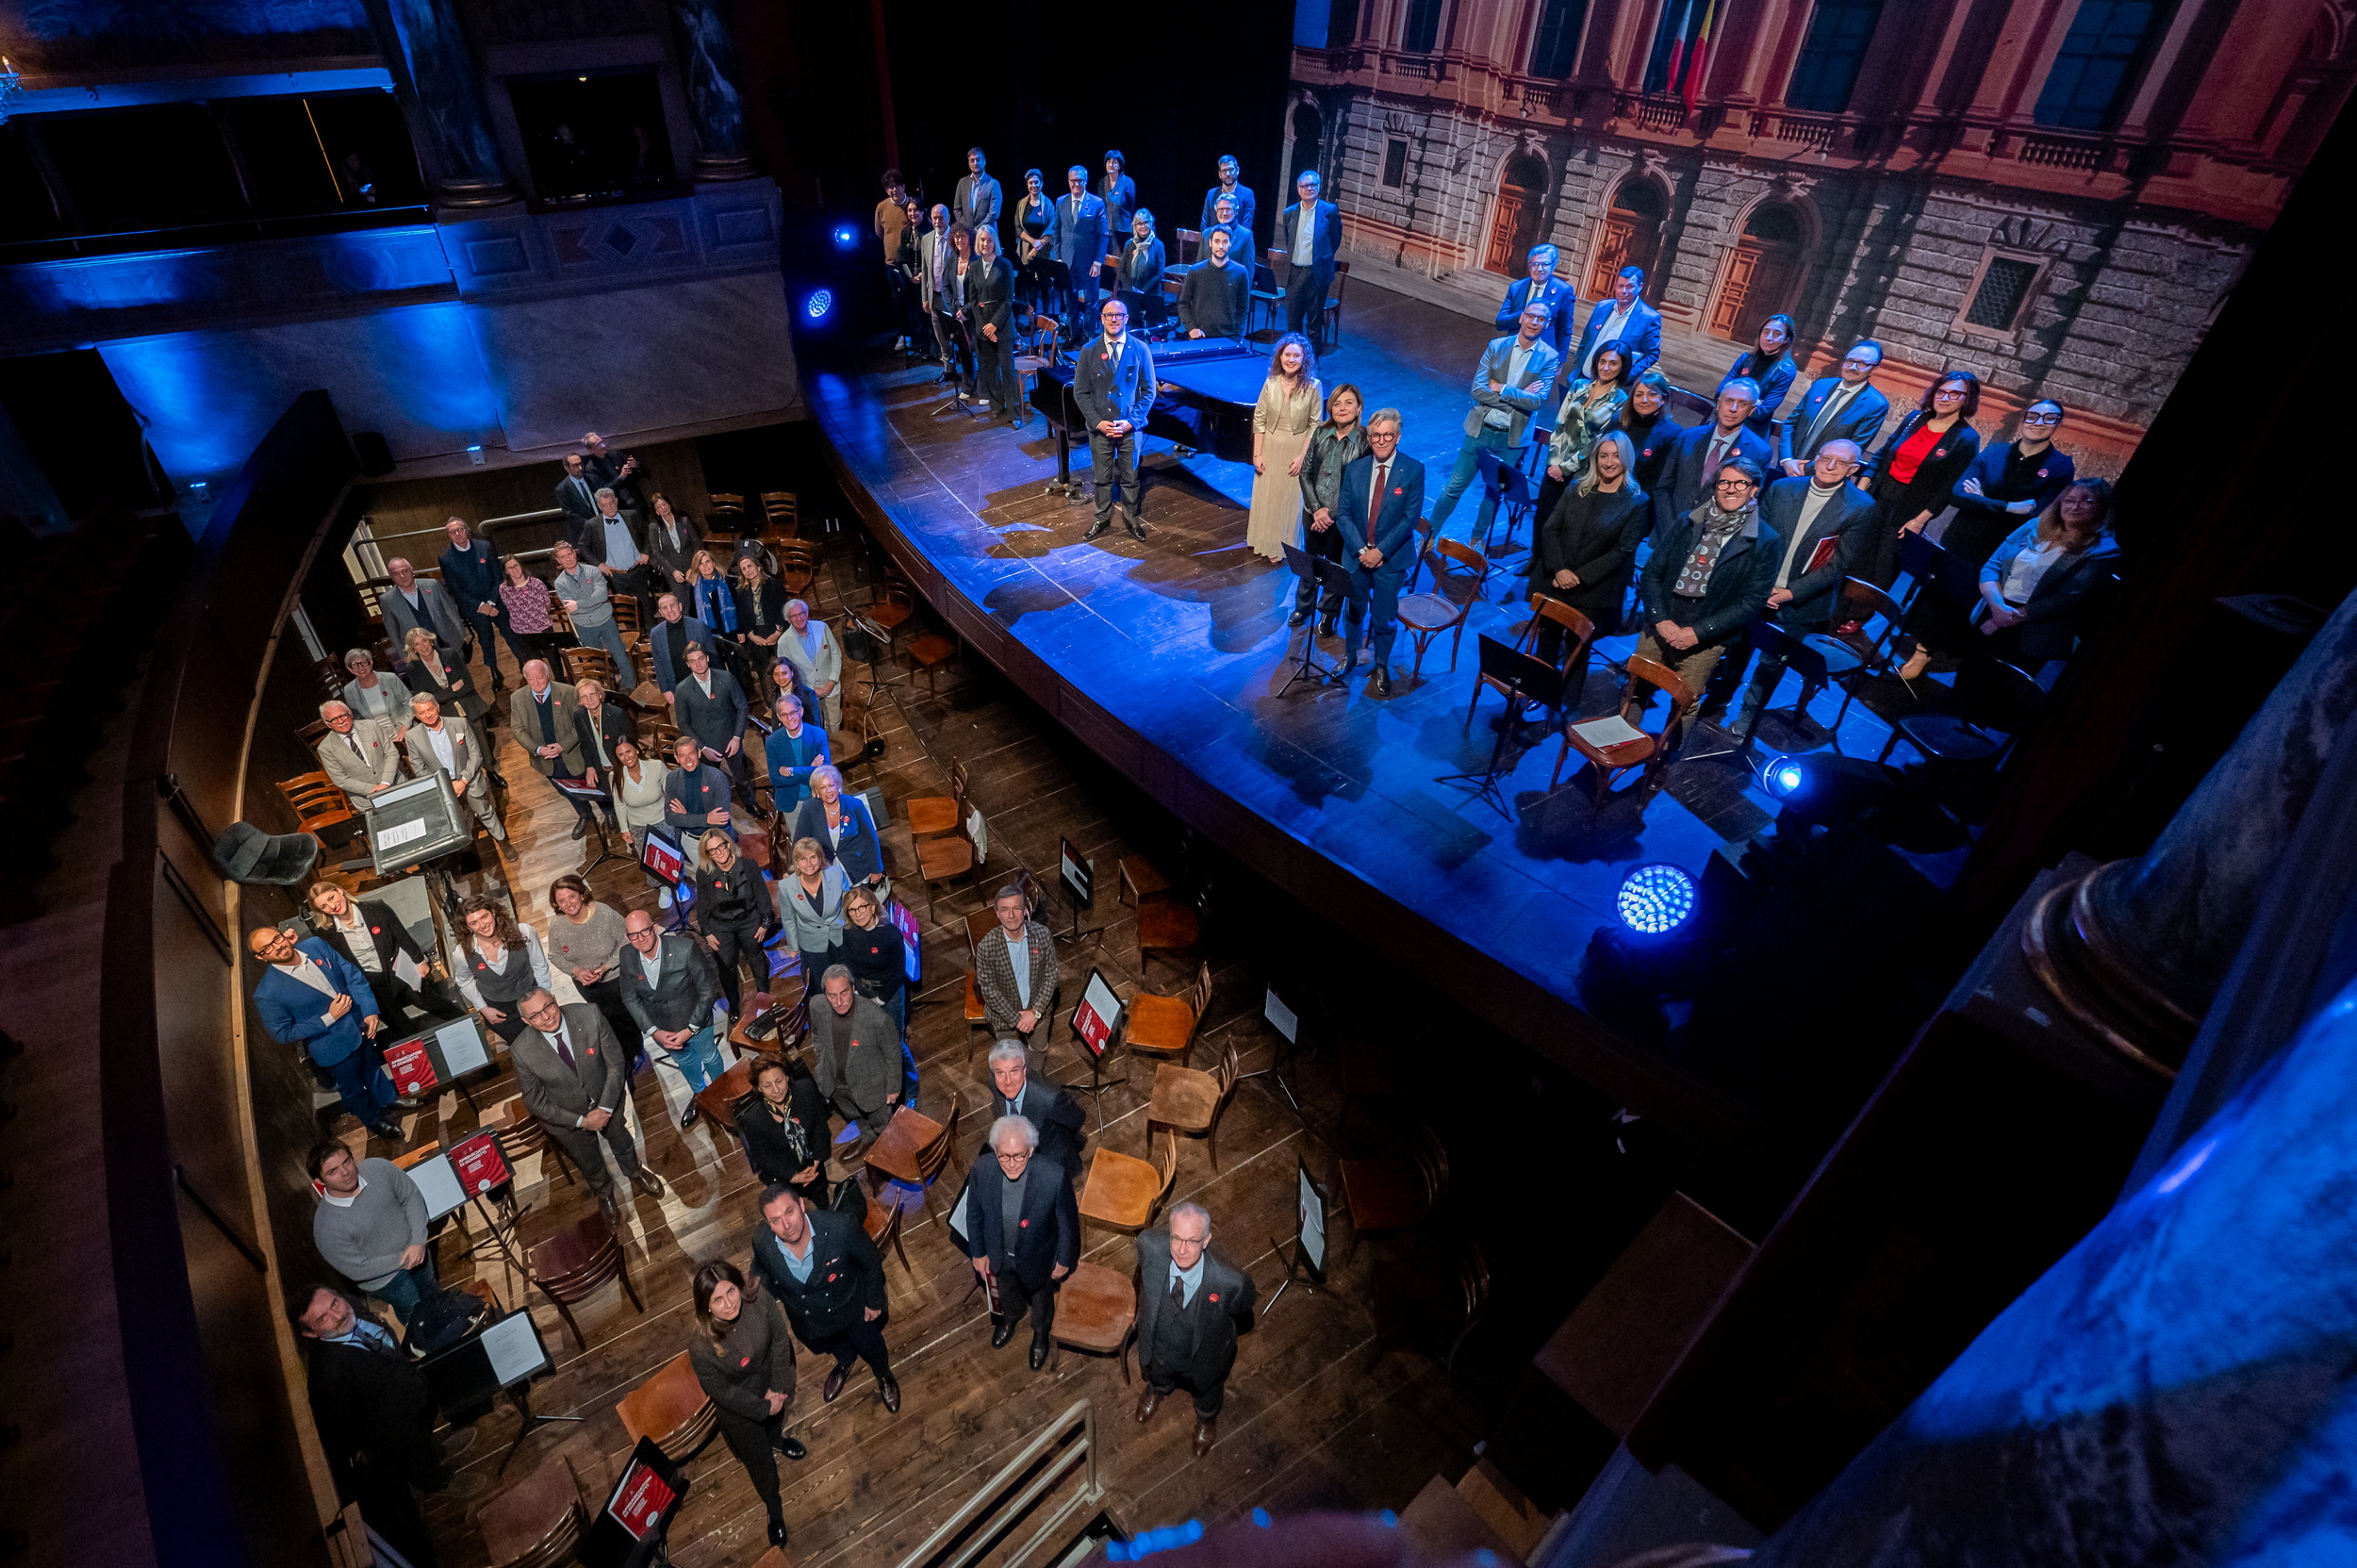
[437, 516, 529, 692]
[249, 925, 404, 1138]
[1654, 380, 1773, 537]
[1493, 244, 1577, 363]
[1776, 339, 1893, 475]
[1571, 265, 1664, 380]
[1073, 297, 1158, 542]
[1277, 171, 1342, 337]
[1333, 408, 1426, 698]
[1052, 166, 1109, 341]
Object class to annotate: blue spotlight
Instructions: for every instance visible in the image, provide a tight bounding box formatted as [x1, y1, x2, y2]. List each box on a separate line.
[1766, 756, 1806, 798]
[804, 289, 833, 321]
[1616, 863, 1697, 935]
[832, 223, 859, 250]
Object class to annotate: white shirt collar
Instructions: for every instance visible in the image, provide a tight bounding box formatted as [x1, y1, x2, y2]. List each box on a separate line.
[321, 1173, 367, 1209]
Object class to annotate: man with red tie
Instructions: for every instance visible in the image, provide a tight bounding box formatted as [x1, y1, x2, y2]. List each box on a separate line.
[509, 987, 665, 1224]
[1332, 409, 1427, 698]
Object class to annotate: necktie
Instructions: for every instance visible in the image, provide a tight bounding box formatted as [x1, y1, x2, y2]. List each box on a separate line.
[1171, 1272, 1186, 1310]
[552, 1029, 576, 1071]
[348, 734, 364, 761]
[1367, 462, 1389, 538]
[1706, 434, 1731, 485]
[1804, 388, 1850, 455]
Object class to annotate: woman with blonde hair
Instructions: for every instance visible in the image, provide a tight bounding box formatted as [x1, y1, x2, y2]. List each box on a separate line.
[777, 834, 849, 999]
[1245, 331, 1323, 562]
[397, 623, 489, 732]
[691, 827, 779, 1017]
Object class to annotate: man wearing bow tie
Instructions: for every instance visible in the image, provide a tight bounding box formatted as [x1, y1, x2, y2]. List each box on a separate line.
[1073, 297, 1156, 542]
[1332, 409, 1426, 698]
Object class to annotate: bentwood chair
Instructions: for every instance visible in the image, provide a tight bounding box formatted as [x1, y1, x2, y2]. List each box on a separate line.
[1122, 960, 1211, 1065]
[1146, 1036, 1240, 1173]
[1551, 655, 1693, 806]
[1396, 538, 1489, 677]
[1078, 1130, 1179, 1232]
[477, 1453, 588, 1568]
[524, 1208, 643, 1352]
[1811, 577, 1906, 746]
[864, 1096, 963, 1225]
[1337, 1122, 1448, 1261]
[1048, 1261, 1138, 1380]
[616, 1351, 719, 1462]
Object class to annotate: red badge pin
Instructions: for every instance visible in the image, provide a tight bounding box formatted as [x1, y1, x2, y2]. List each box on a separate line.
[1209, 1293, 1219, 1304]
[370, 926, 381, 935]
[1393, 487, 1404, 495]
[827, 1273, 837, 1282]
[740, 1356, 751, 1366]
[1020, 1218, 1030, 1228]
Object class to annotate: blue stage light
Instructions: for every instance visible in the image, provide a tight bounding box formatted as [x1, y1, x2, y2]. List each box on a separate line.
[832, 223, 859, 250]
[1767, 757, 1806, 798]
[804, 289, 833, 321]
[1616, 864, 1697, 935]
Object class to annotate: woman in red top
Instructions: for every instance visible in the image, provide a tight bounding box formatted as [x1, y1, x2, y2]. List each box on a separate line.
[1862, 370, 1984, 592]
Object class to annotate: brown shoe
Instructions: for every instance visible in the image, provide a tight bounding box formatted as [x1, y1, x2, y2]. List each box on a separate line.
[877, 1374, 901, 1413]
[1192, 1416, 1216, 1458]
[1134, 1387, 1162, 1424]
[822, 1366, 849, 1404]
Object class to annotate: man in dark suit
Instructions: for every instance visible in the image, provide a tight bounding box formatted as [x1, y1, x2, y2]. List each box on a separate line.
[250, 926, 404, 1137]
[958, 1114, 1081, 1370]
[1717, 440, 1877, 728]
[673, 641, 753, 803]
[508, 661, 601, 838]
[1277, 170, 1341, 336]
[619, 907, 725, 1127]
[968, 226, 1020, 424]
[1629, 456, 1782, 730]
[1073, 297, 1156, 542]
[1333, 408, 1426, 698]
[583, 430, 646, 513]
[1134, 1203, 1256, 1457]
[750, 1183, 901, 1411]
[984, 1039, 1084, 1177]
[1052, 165, 1109, 334]
[511, 989, 663, 1222]
[1494, 243, 1576, 363]
[437, 516, 527, 691]
[553, 452, 601, 540]
[378, 556, 470, 662]
[954, 146, 1003, 235]
[1571, 265, 1665, 380]
[1777, 339, 1894, 476]
[1654, 381, 1774, 537]
[648, 593, 717, 705]
[292, 1283, 474, 1562]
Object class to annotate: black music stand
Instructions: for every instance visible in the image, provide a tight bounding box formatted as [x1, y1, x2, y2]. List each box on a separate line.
[931, 316, 986, 421]
[1438, 635, 1563, 820]
[1277, 542, 1351, 698]
[419, 1309, 576, 1476]
[552, 776, 629, 870]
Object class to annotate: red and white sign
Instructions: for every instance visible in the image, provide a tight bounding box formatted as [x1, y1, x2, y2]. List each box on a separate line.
[449, 1130, 511, 1195]
[1074, 997, 1112, 1059]
[383, 1037, 438, 1097]
[1073, 969, 1122, 1061]
[608, 1461, 677, 1542]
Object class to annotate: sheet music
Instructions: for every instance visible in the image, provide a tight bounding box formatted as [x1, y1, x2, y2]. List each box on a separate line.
[1570, 714, 1647, 750]
[1263, 989, 1298, 1044]
[407, 1153, 466, 1219]
[482, 1312, 549, 1386]
[437, 1018, 489, 1077]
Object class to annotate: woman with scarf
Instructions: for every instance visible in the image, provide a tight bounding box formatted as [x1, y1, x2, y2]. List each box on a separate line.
[685, 547, 746, 686]
[1535, 339, 1634, 529]
[1624, 455, 1781, 742]
[733, 1056, 833, 1207]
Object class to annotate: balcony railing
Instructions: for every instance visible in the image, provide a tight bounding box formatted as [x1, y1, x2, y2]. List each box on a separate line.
[2019, 132, 2109, 171]
[1755, 110, 1839, 152]
[1617, 92, 1689, 132]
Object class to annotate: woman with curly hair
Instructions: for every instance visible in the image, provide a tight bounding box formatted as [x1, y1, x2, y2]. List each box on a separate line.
[453, 895, 550, 1042]
[1246, 332, 1323, 562]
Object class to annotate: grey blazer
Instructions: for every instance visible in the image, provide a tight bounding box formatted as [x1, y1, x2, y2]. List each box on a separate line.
[777, 619, 842, 696]
[1460, 334, 1561, 448]
[618, 932, 722, 1036]
[510, 1002, 629, 1129]
[338, 672, 415, 733]
[402, 714, 489, 794]
[808, 992, 899, 1116]
[379, 579, 469, 654]
[974, 918, 1059, 1034]
[317, 717, 404, 808]
[779, 863, 850, 955]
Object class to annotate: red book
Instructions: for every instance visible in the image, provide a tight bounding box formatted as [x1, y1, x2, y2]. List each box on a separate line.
[1804, 536, 1840, 577]
[449, 1130, 511, 1196]
[609, 1462, 677, 1542]
[383, 1038, 438, 1097]
[1074, 998, 1113, 1059]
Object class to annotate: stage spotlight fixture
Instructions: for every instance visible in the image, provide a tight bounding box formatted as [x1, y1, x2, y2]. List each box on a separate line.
[1765, 755, 1807, 798]
[832, 223, 859, 250]
[804, 289, 833, 322]
[1616, 864, 1697, 935]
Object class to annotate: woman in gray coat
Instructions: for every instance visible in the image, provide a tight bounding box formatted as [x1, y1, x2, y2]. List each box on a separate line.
[688, 1260, 806, 1548]
[777, 834, 849, 996]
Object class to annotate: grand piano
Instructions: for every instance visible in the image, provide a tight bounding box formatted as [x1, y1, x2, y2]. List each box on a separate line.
[1030, 335, 1261, 494]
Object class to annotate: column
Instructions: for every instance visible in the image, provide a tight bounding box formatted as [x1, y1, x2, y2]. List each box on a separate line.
[385, 0, 519, 208]
[671, 0, 760, 181]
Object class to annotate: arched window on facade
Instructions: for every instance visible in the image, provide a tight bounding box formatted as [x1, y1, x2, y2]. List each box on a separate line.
[1482, 151, 1550, 277]
[1709, 202, 1807, 343]
[1584, 176, 1666, 298]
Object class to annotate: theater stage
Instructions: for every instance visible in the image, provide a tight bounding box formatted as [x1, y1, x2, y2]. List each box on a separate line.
[808, 283, 1904, 1148]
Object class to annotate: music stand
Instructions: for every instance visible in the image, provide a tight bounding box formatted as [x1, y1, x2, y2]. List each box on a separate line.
[1236, 985, 1303, 1111]
[1438, 635, 1563, 820]
[1053, 835, 1107, 948]
[1263, 1157, 1329, 1316]
[931, 313, 988, 421]
[552, 776, 629, 869]
[1062, 966, 1128, 1105]
[638, 829, 690, 931]
[419, 1309, 575, 1475]
[1277, 543, 1351, 697]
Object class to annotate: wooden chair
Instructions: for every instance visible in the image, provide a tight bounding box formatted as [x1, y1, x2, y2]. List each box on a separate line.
[1146, 1037, 1241, 1173]
[961, 905, 1000, 1063]
[1118, 860, 1200, 979]
[915, 798, 981, 924]
[864, 1096, 962, 1226]
[865, 581, 918, 666]
[864, 1183, 914, 1274]
[277, 771, 355, 836]
[708, 491, 747, 526]
[609, 592, 651, 663]
[1337, 1123, 1448, 1261]
[1877, 652, 2049, 779]
[1048, 1261, 1138, 1380]
[1122, 960, 1211, 1064]
[1078, 1130, 1178, 1232]
[1396, 538, 1489, 677]
[905, 757, 967, 838]
[499, 1097, 577, 1187]
[1813, 577, 1906, 743]
[618, 1350, 720, 1462]
[523, 1208, 643, 1351]
[1013, 317, 1061, 417]
[905, 628, 960, 697]
[1374, 1239, 1492, 1378]
[693, 1053, 766, 1147]
[559, 645, 618, 690]
[760, 490, 799, 536]
[774, 540, 821, 600]
[1482, 599, 1595, 729]
[836, 682, 881, 773]
[1472, 447, 1539, 556]
[1319, 258, 1351, 351]
[1550, 654, 1692, 806]
[311, 654, 348, 701]
[729, 995, 809, 1059]
[477, 1453, 587, 1568]
[1175, 228, 1202, 265]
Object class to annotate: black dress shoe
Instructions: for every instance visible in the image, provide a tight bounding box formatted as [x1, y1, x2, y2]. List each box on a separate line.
[392, 1095, 421, 1111]
[878, 1374, 901, 1412]
[990, 1316, 1016, 1349]
[1369, 665, 1393, 698]
[822, 1365, 849, 1403]
[1082, 519, 1113, 540]
[1030, 1335, 1050, 1371]
[678, 1101, 701, 1130]
[630, 1167, 666, 1198]
[370, 1120, 405, 1140]
[1288, 610, 1310, 627]
[597, 1188, 622, 1226]
[1319, 615, 1341, 637]
[1126, 516, 1148, 540]
[570, 817, 587, 840]
[775, 1435, 808, 1461]
[768, 1516, 790, 1548]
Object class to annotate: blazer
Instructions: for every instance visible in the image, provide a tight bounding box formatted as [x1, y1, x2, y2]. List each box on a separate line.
[687, 1287, 796, 1423]
[1723, 350, 1798, 433]
[954, 172, 1003, 232]
[1654, 421, 1775, 537]
[1114, 237, 1164, 301]
[402, 714, 489, 796]
[1779, 376, 1893, 467]
[301, 1326, 439, 1493]
[1199, 182, 1256, 239]
[1494, 274, 1578, 362]
[255, 938, 380, 1066]
[764, 723, 831, 811]
[777, 863, 849, 955]
[577, 507, 649, 570]
[968, 255, 1016, 341]
[378, 578, 469, 654]
[619, 931, 723, 1036]
[573, 700, 635, 775]
[307, 898, 430, 982]
[400, 645, 486, 727]
[585, 448, 645, 513]
[750, 1208, 888, 1341]
[1052, 192, 1108, 274]
[1756, 477, 1879, 628]
[1949, 442, 2078, 545]
[1640, 504, 1785, 650]
[791, 794, 885, 886]
[1072, 333, 1157, 432]
[1573, 296, 1665, 380]
[1335, 452, 1427, 569]
[987, 1078, 1085, 1177]
[674, 668, 750, 759]
[664, 761, 735, 839]
[1979, 523, 2124, 663]
[1098, 173, 1137, 240]
[1866, 411, 1984, 508]
[1014, 192, 1059, 262]
[1625, 410, 1684, 495]
[975, 917, 1059, 1035]
[1134, 1227, 1256, 1389]
[649, 613, 716, 697]
[510, 1002, 628, 1129]
[694, 854, 775, 936]
[436, 535, 505, 619]
[318, 718, 404, 808]
[644, 513, 706, 600]
[955, 1152, 1080, 1292]
[917, 227, 956, 310]
[808, 991, 899, 1116]
[338, 672, 415, 733]
[554, 470, 602, 535]
[776, 618, 843, 699]
[1460, 334, 1560, 447]
[507, 681, 587, 776]
[1276, 200, 1341, 273]
[1531, 482, 1650, 624]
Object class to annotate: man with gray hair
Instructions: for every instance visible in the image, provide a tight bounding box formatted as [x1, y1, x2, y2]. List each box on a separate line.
[376, 555, 469, 658]
[552, 537, 635, 688]
[1134, 1201, 1256, 1456]
[957, 1113, 1080, 1370]
[985, 1038, 1085, 1177]
[810, 964, 900, 1147]
[1493, 242, 1576, 362]
[578, 484, 651, 609]
[315, 699, 404, 811]
[778, 597, 843, 729]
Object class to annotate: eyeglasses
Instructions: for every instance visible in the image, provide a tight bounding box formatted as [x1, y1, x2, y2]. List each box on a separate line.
[996, 1150, 1031, 1166]
[2019, 411, 2061, 424]
[1932, 388, 1968, 400]
[1714, 479, 1756, 491]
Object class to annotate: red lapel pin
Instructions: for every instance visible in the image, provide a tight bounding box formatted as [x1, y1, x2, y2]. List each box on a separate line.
[1209, 1292, 1219, 1304]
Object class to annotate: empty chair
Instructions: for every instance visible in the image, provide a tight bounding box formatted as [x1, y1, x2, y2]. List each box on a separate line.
[1319, 259, 1351, 351]
[904, 757, 967, 839]
[1048, 1261, 1138, 1379]
[476, 1454, 588, 1568]
[1078, 1131, 1178, 1232]
[774, 540, 820, 600]
[524, 1208, 643, 1351]
[1119, 859, 1201, 979]
[864, 1184, 913, 1273]
[1337, 1123, 1448, 1261]
[1146, 1037, 1241, 1173]
[558, 645, 618, 691]
[1810, 576, 1907, 743]
[1550, 654, 1692, 807]
[905, 627, 960, 697]
[863, 1096, 963, 1226]
[1373, 1238, 1492, 1377]
[1878, 652, 2049, 784]
[500, 1097, 577, 1189]
[277, 771, 356, 838]
[616, 1350, 719, 1461]
[865, 581, 918, 666]
[1122, 960, 1211, 1065]
[1395, 538, 1489, 678]
[914, 796, 981, 923]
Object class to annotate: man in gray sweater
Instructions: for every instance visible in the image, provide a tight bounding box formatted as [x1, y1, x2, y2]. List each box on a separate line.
[808, 965, 901, 1149]
[308, 1142, 436, 1325]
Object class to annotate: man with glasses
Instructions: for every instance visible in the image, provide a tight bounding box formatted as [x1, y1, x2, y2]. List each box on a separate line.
[510, 986, 665, 1224]
[1053, 165, 1109, 334]
[1074, 296, 1156, 542]
[251, 923, 404, 1139]
[315, 699, 404, 813]
[1333, 408, 1426, 698]
[1655, 378, 1773, 538]
[1134, 1202, 1255, 1458]
[1779, 340, 1892, 477]
[618, 908, 725, 1130]
[1626, 457, 1782, 734]
[956, 1114, 1080, 1371]
[1721, 439, 1877, 731]
[1277, 171, 1341, 336]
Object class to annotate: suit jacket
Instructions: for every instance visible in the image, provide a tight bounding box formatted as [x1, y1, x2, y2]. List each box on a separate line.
[510, 1002, 628, 1129]
[1530, 482, 1650, 624]
[955, 172, 1003, 231]
[1979, 523, 2124, 663]
[1779, 376, 1892, 467]
[1098, 173, 1137, 240]
[644, 513, 705, 600]
[308, 899, 431, 982]
[1723, 350, 1798, 433]
[674, 668, 750, 758]
[619, 931, 722, 1036]
[917, 227, 956, 310]
[378, 578, 468, 654]
[1641, 504, 1785, 650]
[1572, 296, 1665, 380]
[956, 1152, 1080, 1291]
[585, 448, 645, 513]
[255, 938, 380, 1066]
[988, 1079, 1084, 1176]
[1072, 334, 1156, 432]
[574, 701, 635, 774]
[436, 535, 505, 619]
[1114, 237, 1164, 301]
[399, 646, 486, 727]
[301, 1326, 439, 1492]
[1949, 440, 2078, 549]
[403, 714, 489, 796]
[507, 681, 587, 776]
[554, 470, 602, 536]
[577, 507, 649, 570]
[1200, 183, 1256, 241]
[1494, 275, 1578, 363]
[664, 761, 735, 839]
[974, 918, 1059, 1035]
[338, 673, 414, 733]
[1133, 1227, 1256, 1387]
[649, 614, 716, 697]
[1756, 477, 1878, 628]
[750, 1208, 888, 1341]
[1336, 452, 1426, 569]
[1052, 192, 1108, 274]
[694, 855, 776, 938]
[808, 993, 899, 1117]
[968, 255, 1016, 340]
[790, 793, 885, 886]
[317, 718, 404, 809]
[764, 723, 830, 810]
[777, 619, 843, 699]
[1276, 200, 1342, 275]
[1460, 334, 1560, 447]
[1654, 421, 1775, 537]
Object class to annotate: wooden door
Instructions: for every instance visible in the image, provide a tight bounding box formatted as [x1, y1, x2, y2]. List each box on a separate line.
[1709, 238, 1802, 341]
[1586, 216, 1644, 296]
[1484, 186, 1537, 275]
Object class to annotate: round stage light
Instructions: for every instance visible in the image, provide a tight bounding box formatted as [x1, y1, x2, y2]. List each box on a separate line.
[832, 223, 859, 250]
[804, 289, 833, 321]
[1616, 863, 1697, 935]
[1766, 757, 1806, 798]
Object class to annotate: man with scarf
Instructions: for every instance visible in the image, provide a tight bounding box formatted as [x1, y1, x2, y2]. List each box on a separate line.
[1624, 456, 1782, 739]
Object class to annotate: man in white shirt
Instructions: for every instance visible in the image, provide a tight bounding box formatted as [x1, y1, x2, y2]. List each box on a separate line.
[404, 693, 504, 841]
[1278, 171, 1339, 336]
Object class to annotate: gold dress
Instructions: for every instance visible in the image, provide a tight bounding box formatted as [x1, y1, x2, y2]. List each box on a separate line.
[1247, 377, 1323, 561]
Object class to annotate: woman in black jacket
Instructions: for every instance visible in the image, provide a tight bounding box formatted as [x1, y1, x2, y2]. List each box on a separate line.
[838, 883, 908, 1035]
[1861, 369, 1985, 589]
[734, 1057, 833, 1208]
[1621, 371, 1682, 497]
[691, 829, 778, 1018]
[688, 1261, 805, 1549]
[732, 557, 789, 703]
[1973, 478, 2122, 668]
[1530, 430, 1649, 669]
